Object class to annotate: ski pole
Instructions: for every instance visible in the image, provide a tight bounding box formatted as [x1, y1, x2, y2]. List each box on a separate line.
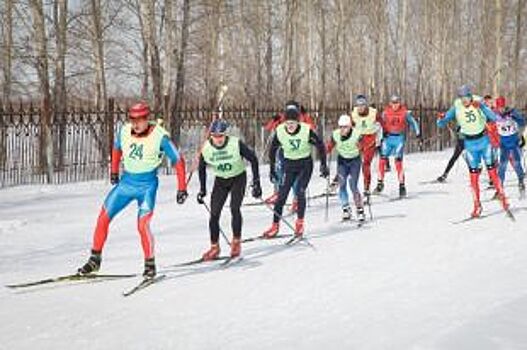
[201, 202, 231, 246]
[258, 198, 296, 233]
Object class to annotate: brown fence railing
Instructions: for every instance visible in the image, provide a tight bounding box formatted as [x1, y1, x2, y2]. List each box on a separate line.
[1, 98, 479, 188]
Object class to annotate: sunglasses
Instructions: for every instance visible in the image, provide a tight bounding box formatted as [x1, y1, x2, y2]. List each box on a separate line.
[210, 133, 226, 138]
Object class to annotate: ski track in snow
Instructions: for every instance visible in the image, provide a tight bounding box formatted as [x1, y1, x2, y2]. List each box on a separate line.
[1, 149, 527, 350]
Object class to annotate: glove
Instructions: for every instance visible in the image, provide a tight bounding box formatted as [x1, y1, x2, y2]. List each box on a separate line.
[176, 190, 188, 204]
[197, 190, 206, 204]
[520, 135, 525, 148]
[110, 173, 119, 185]
[251, 180, 262, 199]
[320, 164, 329, 178]
[270, 167, 278, 184]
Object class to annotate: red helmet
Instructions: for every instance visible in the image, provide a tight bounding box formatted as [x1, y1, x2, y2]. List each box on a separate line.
[129, 102, 150, 119]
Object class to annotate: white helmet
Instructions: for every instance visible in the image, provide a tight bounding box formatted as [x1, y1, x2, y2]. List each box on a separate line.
[338, 114, 352, 127]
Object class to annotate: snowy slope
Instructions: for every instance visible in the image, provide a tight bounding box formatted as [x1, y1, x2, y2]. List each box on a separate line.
[1, 149, 527, 350]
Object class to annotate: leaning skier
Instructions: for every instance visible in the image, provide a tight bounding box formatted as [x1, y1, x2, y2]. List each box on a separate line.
[198, 119, 262, 260]
[493, 96, 526, 197]
[262, 103, 329, 238]
[374, 94, 420, 197]
[78, 102, 188, 279]
[326, 114, 366, 222]
[437, 85, 509, 217]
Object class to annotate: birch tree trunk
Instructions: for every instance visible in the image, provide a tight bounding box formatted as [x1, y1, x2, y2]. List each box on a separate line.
[53, 0, 67, 169]
[2, 0, 13, 101]
[29, 0, 54, 182]
[512, 0, 524, 105]
[139, 0, 162, 110]
[265, 0, 274, 102]
[91, 0, 107, 110]
[493, 0, 503, 96]
[53, 0, 67, 111]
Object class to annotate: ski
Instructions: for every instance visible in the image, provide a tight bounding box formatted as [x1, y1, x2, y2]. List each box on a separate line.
[418, 179, 443, 185]
[219, 256, 244, 267]
[242, 233, 292, 243]
[123, 275, 166, 297]
[452, 214, 488, 224]
[452, 208, 515, 224]
[285, 235, 313, 247]
[168, 256, 229, 268]
[285, 236, 302, 245]
[6, 272, 137, 289]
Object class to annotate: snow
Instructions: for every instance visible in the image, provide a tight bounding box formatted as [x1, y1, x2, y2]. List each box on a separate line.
[1, 149, 527, 350]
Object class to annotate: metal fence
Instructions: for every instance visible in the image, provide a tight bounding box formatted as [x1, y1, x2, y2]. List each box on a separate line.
[0, 99, 456, 188]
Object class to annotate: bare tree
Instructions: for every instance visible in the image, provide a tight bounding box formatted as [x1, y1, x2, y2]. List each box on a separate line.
[2, 0, 14, 101]
[512, 0, 524, 105]
[493, 0, 503, 96]
[29, 0, 53, 181]
[53, 0, 67, 111]
[139, 0, 162, 110]
[91, 0, 107, 109]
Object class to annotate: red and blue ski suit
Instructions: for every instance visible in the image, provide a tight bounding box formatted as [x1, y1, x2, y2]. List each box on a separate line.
[378, 104, 420, 184]
[91, 122, 186, 259]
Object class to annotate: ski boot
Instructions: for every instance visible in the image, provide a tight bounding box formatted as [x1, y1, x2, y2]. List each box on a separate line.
[437, 173, 447, 183]
[263, 222, 280, 238]
[399, 183, 407, 198]
[342, 205, 352, 221]
[519, 180, 525, 199]
[294, 219, 304, 237]
[374, 180, 384, 194]
[143, 258, 156, 279]
[357, 207, 366, 223]
[471, 202, 483, 218]
[202, 243, 220, 261]
[289, 199, 298, 214]
[230, 238, 241, 258]
[78, 250, 101, 275]
[264, 192, 279, 205]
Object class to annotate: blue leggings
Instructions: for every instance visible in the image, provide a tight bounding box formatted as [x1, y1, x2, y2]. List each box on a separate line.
[498, 146, 524, 183]
[337, 156, 362, 208]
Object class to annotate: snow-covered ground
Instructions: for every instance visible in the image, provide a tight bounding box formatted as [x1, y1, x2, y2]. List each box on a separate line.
[1, 149, 526, 350]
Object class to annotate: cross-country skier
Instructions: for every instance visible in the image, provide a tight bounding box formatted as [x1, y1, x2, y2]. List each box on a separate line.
[263, 101, 316, 214]
[350, 95, 382, 204]
[197, 119, 261, 260]
[493, 96, 526, 196]
[262, 103, 328, 238]
[374, 94, 420, 197]
[78, 102, 188, 279]
[437, 85, 509, 217]
[326, 114, 366, 222]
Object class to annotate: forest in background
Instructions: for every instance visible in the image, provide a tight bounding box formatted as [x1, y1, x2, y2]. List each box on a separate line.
[1, 0, 526, 112]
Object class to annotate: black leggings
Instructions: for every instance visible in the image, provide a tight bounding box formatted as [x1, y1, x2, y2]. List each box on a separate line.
[209, 172, 247, 244]
[273, 157, 313, 223]
[443, 138, 465, 176]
